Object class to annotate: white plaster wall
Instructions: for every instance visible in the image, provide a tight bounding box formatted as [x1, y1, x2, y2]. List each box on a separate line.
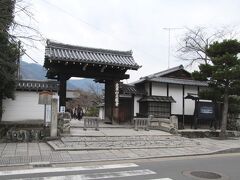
[144, 83, 150, 95]
[169, 84, 183, 115]
[151, 82, 167, 96]
[184, 85, 198, 115]
[2, 91, 57, 122]
[134, 95, 141, 116]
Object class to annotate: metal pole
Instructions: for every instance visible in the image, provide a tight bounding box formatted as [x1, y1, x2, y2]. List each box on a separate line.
[44, 104, 46, 127]
[163, 27, 183, 69]
[167, 29, 171, 68]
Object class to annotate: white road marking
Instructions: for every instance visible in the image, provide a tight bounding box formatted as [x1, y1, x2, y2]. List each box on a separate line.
[148, 178, 174, 180]
[12, 169, 156, 180]
[0, 163, 138, 176]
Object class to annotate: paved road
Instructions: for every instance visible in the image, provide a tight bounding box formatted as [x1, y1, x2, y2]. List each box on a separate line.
[0, 153, 239, 180]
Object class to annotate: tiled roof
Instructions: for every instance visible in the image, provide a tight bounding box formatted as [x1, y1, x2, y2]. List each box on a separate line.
[45, 40, 140, 70]
[139, 96, 176, 103]
[141, 65, 185, 79]
[150, 77, 208, 86]
[17, 80, 59, 92]
[131, 65, 208, 87]
[120, 84, 146, 95]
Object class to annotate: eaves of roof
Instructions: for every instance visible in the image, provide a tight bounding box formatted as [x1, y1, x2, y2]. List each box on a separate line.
[16, 79, 59, 92]
[139, 95, 176, 103]
[120, 84, 146, 95]
[150, 77, 208, 86]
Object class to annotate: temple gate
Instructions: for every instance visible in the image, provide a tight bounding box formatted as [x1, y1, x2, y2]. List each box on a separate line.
[44, 40, 140, 123]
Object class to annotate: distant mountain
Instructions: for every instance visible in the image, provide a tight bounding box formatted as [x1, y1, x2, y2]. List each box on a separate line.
[20, 61, 104, 91]
[67, 79, 104, 91]
[20, 61, 47, 80]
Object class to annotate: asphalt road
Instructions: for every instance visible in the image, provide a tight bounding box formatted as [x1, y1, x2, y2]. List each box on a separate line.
[0, 153, 240, 180]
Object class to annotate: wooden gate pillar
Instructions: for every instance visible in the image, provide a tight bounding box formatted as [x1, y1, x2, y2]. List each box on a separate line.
[58, 75, 68, 111]
[104, 80, 120, 124]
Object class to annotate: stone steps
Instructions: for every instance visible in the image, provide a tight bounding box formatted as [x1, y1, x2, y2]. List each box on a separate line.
[48, 135, 200, 151]
[61, 135, 183, 142]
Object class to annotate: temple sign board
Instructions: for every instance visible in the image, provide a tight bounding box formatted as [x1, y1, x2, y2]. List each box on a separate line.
[185, 93, 217, 129]
[38, 91, 53, 126]
[115, 82, 119, 107]
[193, 101, 217, 129]
[196, 101, 216, 120]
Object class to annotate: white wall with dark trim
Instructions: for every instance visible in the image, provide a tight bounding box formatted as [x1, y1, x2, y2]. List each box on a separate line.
[168, 84, 183, 115]
[134, 95, 141, 116]
[152, 82, 167, 96]
[2, 91, 58, 122]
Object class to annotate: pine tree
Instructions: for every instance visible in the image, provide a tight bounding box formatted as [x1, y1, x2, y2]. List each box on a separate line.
[0, 0, 20, 120]
[192, 39, 240, 136]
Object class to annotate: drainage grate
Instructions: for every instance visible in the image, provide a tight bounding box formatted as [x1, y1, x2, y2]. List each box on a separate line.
[182, 170, 229, 180]
[190, 171, 222, 179]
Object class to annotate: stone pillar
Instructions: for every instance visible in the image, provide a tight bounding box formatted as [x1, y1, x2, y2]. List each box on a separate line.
[58, 75, 67, 111]
[51, 98, 58, 137]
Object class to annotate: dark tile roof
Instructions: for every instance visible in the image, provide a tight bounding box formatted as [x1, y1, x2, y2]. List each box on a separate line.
[139, 96, 176, 103]
[17, 80, 59, 92]
[150, 77, 208, 86]
[131, 65, 208, 87]
[141, 65, 185, 79]
[45, 40, 140, 70]
[120, 84, 146, 95]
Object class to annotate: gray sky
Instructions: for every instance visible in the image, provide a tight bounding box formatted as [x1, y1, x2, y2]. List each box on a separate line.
[21, 0, 240, 82]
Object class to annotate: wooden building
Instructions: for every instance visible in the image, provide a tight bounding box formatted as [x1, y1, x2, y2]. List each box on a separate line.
[112, 65, 208, 127]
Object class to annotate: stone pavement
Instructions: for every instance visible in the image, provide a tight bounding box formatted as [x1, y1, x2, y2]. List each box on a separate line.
[0, 127, 240, 167]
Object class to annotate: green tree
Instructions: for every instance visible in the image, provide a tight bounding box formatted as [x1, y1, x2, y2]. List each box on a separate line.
[192, 39, 240, 136]
[0, 0, 20, 120]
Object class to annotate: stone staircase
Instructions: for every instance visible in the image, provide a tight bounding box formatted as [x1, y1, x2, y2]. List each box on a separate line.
[48, 135, 200, 151]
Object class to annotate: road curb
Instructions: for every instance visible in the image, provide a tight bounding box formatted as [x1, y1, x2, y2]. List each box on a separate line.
[0, 147, 240, 168]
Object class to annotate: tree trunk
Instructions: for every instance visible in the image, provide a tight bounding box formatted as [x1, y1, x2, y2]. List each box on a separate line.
[220, 88, 229, 137]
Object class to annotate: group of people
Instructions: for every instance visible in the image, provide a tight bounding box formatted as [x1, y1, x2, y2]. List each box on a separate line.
[70, 105, 84, 120]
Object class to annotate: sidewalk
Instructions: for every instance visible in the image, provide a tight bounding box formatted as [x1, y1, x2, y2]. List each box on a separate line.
[0, 127, 240, 167]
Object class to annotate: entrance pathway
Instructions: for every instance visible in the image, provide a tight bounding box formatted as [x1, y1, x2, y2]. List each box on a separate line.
[0, 127, 240, 167]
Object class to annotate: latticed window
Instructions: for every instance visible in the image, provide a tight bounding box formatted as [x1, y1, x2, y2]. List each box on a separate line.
[139, 102, 171, 118]
[148, 102, 170, 118]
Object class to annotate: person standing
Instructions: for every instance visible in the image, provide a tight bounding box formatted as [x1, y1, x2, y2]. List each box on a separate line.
[77, 105, 83, 120]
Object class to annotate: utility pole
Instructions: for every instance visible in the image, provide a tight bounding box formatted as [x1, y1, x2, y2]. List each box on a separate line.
[163, 27, 182, 68]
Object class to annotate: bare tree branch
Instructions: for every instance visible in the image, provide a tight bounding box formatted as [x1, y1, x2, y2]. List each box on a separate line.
[0, 0, 45, 62]
[176, 26, 240, 66]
